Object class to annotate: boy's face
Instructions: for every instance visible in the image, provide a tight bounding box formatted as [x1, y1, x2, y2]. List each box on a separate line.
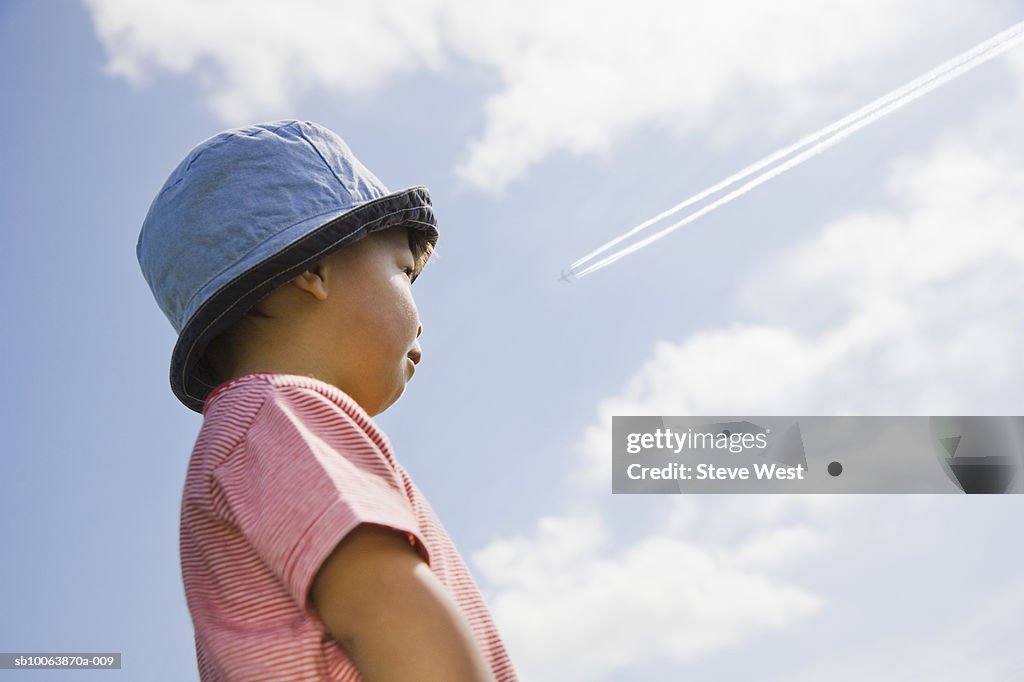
[310, 226, 423, 415]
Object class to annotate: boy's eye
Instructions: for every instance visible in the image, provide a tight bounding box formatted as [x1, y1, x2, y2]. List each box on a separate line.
[403, 266, 414, 279]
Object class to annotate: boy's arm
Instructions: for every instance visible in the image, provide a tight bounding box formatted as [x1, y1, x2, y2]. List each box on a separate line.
[311, 522, 498, 682]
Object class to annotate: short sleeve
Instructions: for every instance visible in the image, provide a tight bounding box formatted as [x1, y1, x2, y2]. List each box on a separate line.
[210, 385, 430, 613]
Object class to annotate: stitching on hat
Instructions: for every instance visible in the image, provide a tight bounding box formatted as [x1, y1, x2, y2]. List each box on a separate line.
[179, 193, 434, 401]
[294, 125, 347, 190]
[159, 121, 299, 198]
[181, 121, 297, 177]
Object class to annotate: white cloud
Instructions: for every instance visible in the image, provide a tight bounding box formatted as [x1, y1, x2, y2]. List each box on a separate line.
[473, 510, 826, 681]
[84, 0, 448, 122]
[443, 0, 981, 192]
[85, 0, 1000, 191]
[474, 493, 956, 680]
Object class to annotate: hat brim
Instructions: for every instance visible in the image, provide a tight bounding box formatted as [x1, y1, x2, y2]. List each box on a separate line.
[170, 185, 438, 414]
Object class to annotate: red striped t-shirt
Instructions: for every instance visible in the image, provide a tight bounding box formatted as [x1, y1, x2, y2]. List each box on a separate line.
[180, 372, 518, 681]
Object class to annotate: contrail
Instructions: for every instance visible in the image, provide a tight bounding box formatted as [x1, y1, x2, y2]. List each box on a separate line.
[561, 19, 1024, 282]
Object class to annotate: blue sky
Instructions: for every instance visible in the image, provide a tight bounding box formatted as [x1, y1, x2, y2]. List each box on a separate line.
[2, 1, 1024, 680]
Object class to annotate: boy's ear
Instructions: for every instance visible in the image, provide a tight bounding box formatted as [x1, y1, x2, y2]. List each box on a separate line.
[289, 264, 329, 302]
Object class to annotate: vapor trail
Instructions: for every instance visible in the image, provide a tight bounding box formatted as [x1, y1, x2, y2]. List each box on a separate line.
[561, 20, 1024, 282]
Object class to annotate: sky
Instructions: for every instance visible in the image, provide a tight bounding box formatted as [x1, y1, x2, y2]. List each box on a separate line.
[1, 0, 1023, 680]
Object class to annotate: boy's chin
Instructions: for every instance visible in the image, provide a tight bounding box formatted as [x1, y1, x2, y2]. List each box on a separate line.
[367, 385, 406, 417]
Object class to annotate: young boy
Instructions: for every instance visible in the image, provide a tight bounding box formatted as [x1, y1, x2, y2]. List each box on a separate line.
[136, 120, 518, 681]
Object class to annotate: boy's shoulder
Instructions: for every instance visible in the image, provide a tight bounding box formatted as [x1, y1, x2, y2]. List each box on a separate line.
[187, 371, 406, 508]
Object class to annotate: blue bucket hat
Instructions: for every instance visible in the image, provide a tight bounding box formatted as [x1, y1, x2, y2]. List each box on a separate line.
[136, 119, 439, 413]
